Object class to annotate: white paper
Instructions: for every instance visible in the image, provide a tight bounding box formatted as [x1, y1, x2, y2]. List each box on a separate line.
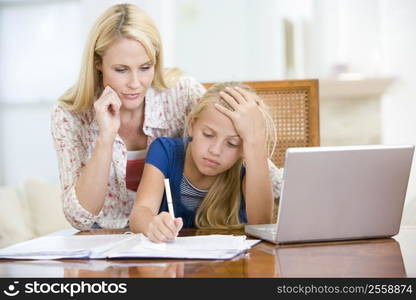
[0, 234, 260, 260]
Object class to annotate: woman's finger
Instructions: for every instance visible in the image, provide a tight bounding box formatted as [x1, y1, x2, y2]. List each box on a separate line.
[108, 87, 122, 107]
[100, 86, 112, 98]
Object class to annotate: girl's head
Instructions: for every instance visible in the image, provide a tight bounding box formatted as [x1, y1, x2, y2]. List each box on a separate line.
[185, 82, 276, 229]
[59, 4, 178, 112]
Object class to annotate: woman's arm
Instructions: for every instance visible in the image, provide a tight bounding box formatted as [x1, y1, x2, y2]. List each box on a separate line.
[129, 163, 183, 242]
[74, 135, 115, 215]
[51, 87, 122, 230]
[75, 86, 122, 215]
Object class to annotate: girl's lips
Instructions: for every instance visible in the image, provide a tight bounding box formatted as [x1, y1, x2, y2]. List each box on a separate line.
[203, 158, 220, 168]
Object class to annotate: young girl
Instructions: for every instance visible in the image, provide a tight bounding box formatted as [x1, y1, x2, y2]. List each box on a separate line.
[129, 82, 277, 243]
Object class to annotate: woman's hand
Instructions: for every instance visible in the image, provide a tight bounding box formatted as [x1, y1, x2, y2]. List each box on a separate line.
[146, 212, 183, 243]
[94, 86, 122, 141]
[215, 86, 267, 146]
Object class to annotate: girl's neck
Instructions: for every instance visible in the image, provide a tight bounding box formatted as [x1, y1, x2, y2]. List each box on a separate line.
[183, 145, 216, 190]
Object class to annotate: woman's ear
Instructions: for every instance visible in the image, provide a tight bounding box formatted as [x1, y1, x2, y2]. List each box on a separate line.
[96, 61, 102, 72]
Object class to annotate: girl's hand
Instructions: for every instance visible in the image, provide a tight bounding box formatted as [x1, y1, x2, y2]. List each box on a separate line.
[94, 86, 122, 141]
[215, 86, 267, 146]
[146, 212, 183, 243]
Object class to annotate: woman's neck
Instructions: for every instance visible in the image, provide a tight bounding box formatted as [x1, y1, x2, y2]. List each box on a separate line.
[118, 106, 147, 151]
[119, 105, 144, 128]
[183, 145, 216, 190]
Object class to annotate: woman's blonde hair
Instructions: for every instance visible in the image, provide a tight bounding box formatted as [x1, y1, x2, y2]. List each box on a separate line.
[185, 82, 277, 229]
[58, 3, 181, 112]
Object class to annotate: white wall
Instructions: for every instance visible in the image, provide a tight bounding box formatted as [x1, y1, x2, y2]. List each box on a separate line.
[0, 103, 58, 184]
[379, 0, 416, 225]
[0, 0, 83, 185]
[174, 0, 285, 82]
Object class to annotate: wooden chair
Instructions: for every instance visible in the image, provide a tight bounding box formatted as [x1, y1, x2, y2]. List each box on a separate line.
[203, 79, 320, 168]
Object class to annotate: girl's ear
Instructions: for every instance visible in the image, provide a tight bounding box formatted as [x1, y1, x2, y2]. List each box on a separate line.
[187, 117, 195, 137]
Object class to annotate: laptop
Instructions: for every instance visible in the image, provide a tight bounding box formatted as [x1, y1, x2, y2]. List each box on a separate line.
[245, 144, 414, 244]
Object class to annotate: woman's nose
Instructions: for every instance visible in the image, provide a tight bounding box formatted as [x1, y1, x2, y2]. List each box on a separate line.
[127, 73, 142, 89]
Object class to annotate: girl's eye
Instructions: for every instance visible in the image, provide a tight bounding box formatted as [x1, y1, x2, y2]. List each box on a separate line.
[140, 65, 151, 71]
[227, 142, 238, 148]
[115, 68, 127, 73]
[203, 132, 213, 138]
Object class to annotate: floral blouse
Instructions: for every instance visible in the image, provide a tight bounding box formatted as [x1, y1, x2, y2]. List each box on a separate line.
[51, 76, 283, 230]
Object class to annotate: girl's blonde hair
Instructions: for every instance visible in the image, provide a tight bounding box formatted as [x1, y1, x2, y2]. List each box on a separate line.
[185, 82, 277, 229]
[58, 3, 181, 112]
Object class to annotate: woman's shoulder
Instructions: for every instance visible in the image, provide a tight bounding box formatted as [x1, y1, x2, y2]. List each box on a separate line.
[158, 74, 205, 98]
[51, 103, 94, 125]
[177, 75, 206, 95]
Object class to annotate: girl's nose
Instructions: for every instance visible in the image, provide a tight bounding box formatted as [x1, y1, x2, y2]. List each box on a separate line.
[208, 140, 222, 156]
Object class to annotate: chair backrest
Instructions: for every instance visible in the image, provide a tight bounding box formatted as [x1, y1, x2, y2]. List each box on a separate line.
[202, 79, 320, 168]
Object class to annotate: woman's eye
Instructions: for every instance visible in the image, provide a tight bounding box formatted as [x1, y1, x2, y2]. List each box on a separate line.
[140, 66, 151, 71]
[227, 142, 238, 148]
[203, 132, 213, 138]
[115, 68, 127, 73]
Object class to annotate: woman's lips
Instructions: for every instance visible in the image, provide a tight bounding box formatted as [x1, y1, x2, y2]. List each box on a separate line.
[121, 92, 140, 100]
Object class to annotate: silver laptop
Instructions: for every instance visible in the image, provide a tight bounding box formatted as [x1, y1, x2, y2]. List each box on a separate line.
[245, 144, 414, 244]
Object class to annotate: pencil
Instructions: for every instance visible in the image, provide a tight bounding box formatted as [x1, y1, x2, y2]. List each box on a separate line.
[164, 178, 175, 218]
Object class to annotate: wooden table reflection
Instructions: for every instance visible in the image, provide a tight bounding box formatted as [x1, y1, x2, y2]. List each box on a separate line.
[0, 226, 415, 278]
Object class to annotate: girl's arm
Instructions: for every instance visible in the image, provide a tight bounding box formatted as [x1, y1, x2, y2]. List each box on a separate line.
[242, 140, 274, 224]
[129, 163, 183, 242]
[215, 87, 274, 224]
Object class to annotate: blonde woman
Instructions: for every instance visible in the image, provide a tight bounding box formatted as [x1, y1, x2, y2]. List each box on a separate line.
[51, 4, 205, 230]
[129, 82, 277, 243]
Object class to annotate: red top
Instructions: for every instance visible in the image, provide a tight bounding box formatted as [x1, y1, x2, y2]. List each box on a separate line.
[126, 158, 145, 191]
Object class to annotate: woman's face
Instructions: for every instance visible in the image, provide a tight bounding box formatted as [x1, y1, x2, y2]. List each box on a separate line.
[188, 105, 243, 177]
[98, 38, 155, 111]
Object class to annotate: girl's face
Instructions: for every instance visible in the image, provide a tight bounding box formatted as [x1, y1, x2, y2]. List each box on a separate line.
[188, 105, 243, 177]
[98, 38, 155, 111]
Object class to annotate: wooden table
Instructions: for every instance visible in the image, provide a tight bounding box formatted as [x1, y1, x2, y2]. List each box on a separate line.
[0, 226, 415, 278]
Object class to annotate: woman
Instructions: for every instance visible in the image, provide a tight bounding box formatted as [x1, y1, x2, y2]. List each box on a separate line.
[51, 4, 282, 231]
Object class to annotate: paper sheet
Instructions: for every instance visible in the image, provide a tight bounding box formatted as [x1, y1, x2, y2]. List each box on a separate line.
[0, 234, 260, 260]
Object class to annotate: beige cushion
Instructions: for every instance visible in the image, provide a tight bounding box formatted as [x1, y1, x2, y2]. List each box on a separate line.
[0, 186, 35, 248]
[22, 178, 72, 236]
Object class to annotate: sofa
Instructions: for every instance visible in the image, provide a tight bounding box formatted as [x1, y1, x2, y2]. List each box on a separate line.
[0, 177, 72, 248]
